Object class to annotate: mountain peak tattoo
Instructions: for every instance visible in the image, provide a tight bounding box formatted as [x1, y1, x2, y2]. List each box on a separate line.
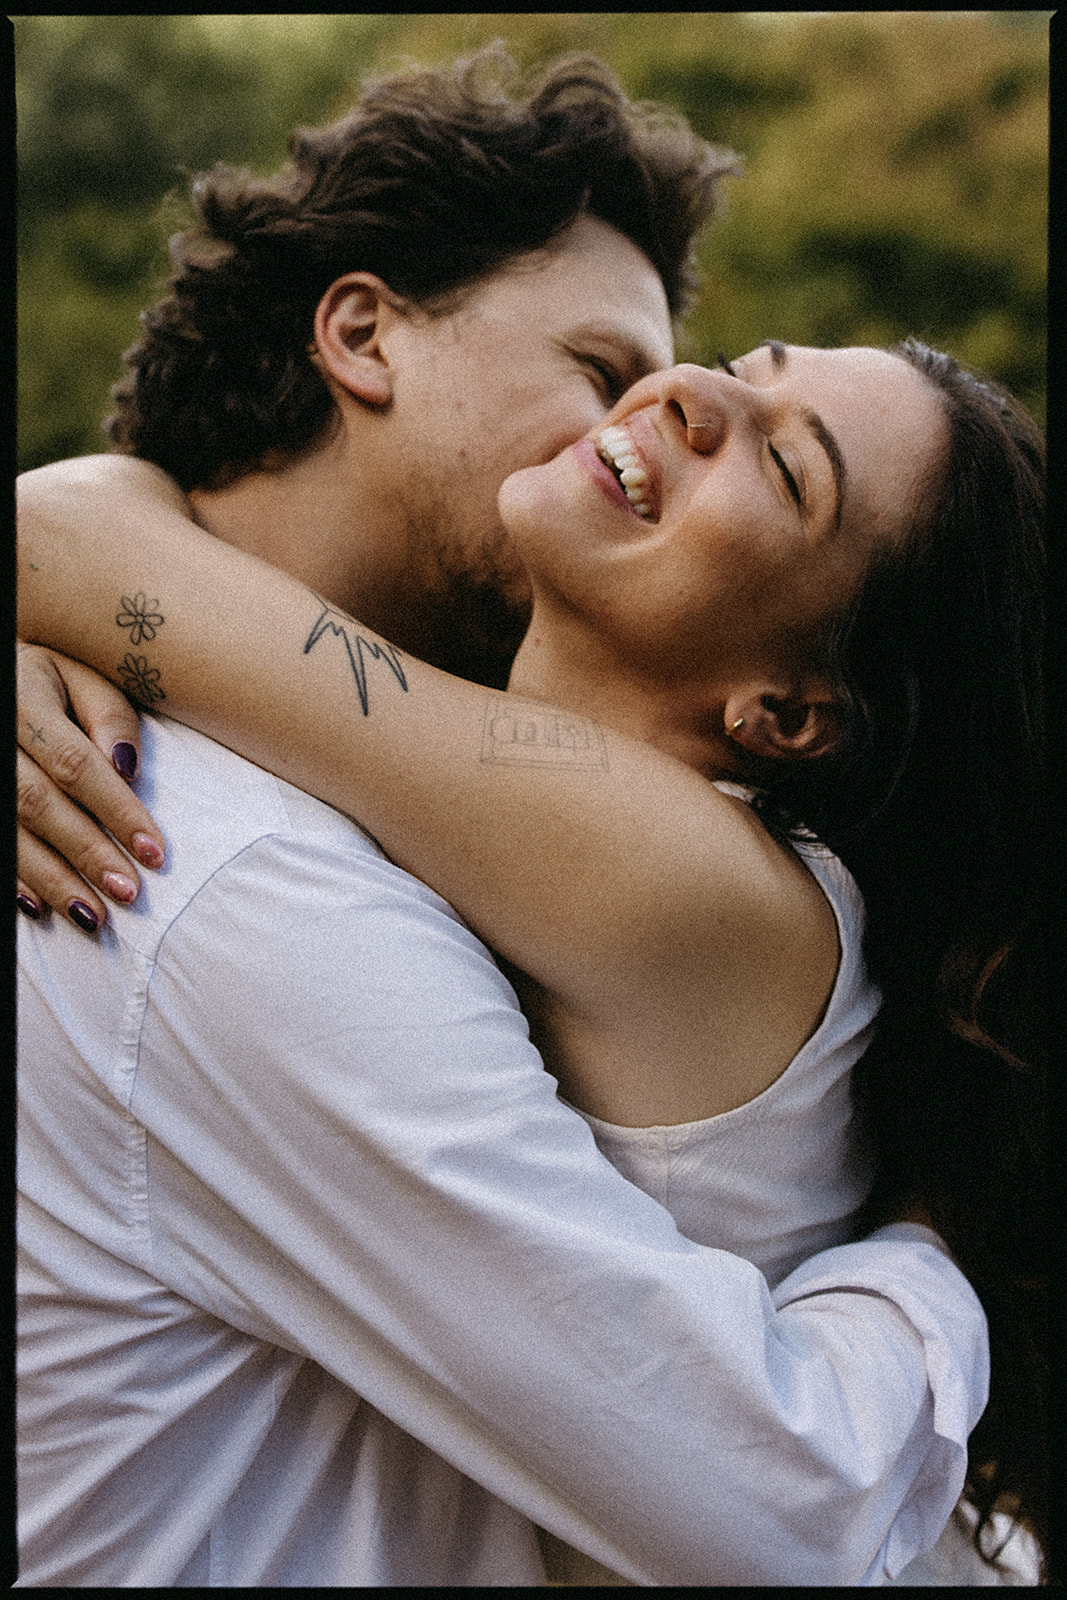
[304, 600, 408, 715]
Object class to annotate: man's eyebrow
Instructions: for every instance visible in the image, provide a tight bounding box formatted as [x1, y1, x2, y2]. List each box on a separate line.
[760, 340, 847, 530]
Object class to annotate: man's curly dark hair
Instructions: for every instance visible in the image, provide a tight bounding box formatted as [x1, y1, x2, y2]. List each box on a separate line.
[107, 46, 738, 492]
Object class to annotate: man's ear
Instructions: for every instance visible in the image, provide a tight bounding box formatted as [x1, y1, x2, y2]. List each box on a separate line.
[311, 274, 404, 407]
[723, 683, 842, 762]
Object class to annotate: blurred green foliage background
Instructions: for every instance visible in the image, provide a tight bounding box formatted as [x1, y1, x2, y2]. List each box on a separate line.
[15, 12, 1049, 474]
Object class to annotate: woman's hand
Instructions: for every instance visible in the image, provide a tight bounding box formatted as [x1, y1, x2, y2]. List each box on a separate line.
[16, 645, 166, 931]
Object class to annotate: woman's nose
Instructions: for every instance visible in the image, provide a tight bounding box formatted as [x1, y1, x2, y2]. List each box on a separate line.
[660, 362, 734, 454]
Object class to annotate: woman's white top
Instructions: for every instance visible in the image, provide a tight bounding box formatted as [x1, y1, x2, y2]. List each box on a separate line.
[572, 817, 880, 1289]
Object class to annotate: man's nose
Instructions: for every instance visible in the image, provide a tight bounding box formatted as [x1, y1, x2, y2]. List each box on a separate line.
[660, 363, 734, 454]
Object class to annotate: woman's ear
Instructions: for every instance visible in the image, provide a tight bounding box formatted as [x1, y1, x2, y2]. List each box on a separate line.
[724, 686, 841, 762]
[311, 274, 404, 407]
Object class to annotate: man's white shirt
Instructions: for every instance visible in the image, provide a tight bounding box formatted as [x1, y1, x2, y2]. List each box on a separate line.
[17, 715, 990, 1586]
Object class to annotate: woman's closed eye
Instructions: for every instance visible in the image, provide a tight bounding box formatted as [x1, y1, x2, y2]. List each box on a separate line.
[718, 352, 804, 511]
[768, 442, 803, 508]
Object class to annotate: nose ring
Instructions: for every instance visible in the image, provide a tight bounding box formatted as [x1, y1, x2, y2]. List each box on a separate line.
[687, 419, 718, 444]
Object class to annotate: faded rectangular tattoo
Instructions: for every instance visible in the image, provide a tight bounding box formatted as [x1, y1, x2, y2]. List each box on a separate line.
[481, 697, 609, 771]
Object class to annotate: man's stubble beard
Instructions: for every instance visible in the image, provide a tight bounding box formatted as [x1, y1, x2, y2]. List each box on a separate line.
[411, 508, 532, 690]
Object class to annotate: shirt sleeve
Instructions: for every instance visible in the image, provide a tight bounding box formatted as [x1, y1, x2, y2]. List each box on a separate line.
[135, 831, 988, 1587]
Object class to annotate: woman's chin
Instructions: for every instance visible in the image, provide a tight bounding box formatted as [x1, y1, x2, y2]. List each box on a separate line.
[497, 460, 554, 526]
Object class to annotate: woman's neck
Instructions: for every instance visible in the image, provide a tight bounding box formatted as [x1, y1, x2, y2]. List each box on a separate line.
[507, 614, 742, 782]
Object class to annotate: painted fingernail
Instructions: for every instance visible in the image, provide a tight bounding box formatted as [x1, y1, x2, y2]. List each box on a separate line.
[17, 893, 42, 920]
[132, 833, 164, 869]
[68, 900, 100, 934]
[112, 742, 139, 781]
[102, 871, 138, 904]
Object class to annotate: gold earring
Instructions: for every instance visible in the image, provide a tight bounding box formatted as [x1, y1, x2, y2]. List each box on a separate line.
[726, 716, 744, 739]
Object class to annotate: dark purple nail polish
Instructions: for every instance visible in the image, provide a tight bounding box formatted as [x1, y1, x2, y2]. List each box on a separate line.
[112, 742, 139, 781]
[68, 900, 100, 934]
[17, 893, 41, 920]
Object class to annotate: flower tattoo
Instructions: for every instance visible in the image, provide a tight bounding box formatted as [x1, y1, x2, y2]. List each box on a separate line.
[117, 654, 165, 705]
[116, 592, 165, 645]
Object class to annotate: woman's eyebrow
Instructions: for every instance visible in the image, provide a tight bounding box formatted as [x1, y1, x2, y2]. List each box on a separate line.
[759, 340, 847, 529]
[762, 338, 788, 372]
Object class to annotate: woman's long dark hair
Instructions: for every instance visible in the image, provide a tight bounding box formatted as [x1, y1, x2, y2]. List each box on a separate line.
[755, 341, 1048, 1577]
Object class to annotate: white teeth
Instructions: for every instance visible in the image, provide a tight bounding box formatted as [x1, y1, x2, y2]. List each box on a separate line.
[595, 424, 653, 519]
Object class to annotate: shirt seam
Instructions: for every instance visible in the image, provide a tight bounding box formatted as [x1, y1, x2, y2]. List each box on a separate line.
[126, 827, 289, 1277]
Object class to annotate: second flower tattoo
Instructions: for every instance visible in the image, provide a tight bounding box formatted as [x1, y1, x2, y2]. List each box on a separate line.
[117, 654, 166, 705]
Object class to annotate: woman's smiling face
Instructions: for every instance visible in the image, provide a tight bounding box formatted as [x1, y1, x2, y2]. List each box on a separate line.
[499, 344, 948, 685]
